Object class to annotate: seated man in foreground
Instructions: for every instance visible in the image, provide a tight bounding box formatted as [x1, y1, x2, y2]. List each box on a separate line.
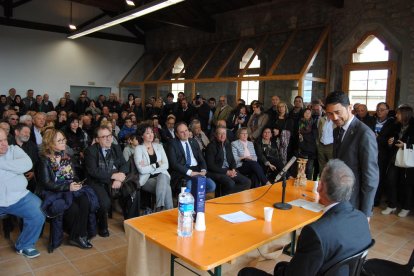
[0, 128, 45, 258]
[238, 159, 372, 276]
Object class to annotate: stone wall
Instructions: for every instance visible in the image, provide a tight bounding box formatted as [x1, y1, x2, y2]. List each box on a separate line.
[145, 0, 414, 107]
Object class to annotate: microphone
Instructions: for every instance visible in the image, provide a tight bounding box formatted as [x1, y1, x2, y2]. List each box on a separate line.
[274, 156, 297, 183]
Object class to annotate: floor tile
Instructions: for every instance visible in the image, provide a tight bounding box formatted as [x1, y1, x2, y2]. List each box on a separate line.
[92, 235, 127, 252]
[58, 244, 99, 260]
[26, 250, 66, 270]
[71, 252, 113, 274]
[0, 257, 31, 275]
[33, 262, 79, 276]
[102, 245, 127, 265]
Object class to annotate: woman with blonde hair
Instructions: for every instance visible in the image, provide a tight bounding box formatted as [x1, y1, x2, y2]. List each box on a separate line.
[37, 129, 99, 250]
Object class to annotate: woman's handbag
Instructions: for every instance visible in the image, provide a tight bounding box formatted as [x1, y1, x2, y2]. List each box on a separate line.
[395, 143, 414, 168]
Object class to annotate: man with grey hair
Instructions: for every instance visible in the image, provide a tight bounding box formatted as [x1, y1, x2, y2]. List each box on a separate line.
[239, 159, 372, 276]
[0, 128, 45, 258]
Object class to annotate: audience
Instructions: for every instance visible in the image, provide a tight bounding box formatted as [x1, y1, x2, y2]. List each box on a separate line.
[1, 87, 412, 259]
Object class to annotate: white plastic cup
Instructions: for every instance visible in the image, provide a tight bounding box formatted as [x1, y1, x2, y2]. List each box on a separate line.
[312, 181, 319, 193]
[195, 212, 206, 231]
[264, 207, 274, 222]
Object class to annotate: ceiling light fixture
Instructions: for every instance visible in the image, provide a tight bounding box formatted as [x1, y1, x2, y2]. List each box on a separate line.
[68, 1, 77, 30]
[126, 0, 136, 6]
[68, 0, 184, 39]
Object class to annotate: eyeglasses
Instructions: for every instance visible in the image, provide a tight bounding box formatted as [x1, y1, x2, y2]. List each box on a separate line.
[98, 134, 113, 140]
[10, 118, 18, 121]
[376, 108, 388, 112]
[56, 138, 67, 144]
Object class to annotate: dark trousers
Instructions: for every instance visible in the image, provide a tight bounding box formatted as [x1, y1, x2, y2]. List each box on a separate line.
[238, 160, 268, 187]
[209, 172, 251, 196]
[386, 164, 414, 209]
[90, 184, 111, 230]
[375, 152, 391, 204]
[63, 194, 89, 239]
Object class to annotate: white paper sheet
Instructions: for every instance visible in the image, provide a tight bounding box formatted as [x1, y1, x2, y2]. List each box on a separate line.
[219, 211, 257, 223]
[288, 199, 324, 212]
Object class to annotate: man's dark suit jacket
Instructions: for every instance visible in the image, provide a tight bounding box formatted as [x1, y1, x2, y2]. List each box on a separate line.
[275, 201, 372, 276]
[205, 139, 237, 174]
[84, 143, 129, 187]
[333, 117, 379, 217]
[167, 138, 207, 180]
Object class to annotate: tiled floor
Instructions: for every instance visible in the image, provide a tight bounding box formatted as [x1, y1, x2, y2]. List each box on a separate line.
[0, 207, 413, 275]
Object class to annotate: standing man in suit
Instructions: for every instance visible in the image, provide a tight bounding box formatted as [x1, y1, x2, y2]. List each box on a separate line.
[238, 159, 372, 276]
[167, 122, 216, 195]
[325, 91, 379, 218]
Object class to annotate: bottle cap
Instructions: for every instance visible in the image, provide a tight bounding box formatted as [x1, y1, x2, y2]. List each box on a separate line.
[181, 187, 186, 193]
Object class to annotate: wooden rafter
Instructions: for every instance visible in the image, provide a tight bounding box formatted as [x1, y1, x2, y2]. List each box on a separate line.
[300, 26, 330, 77]
[194, 42, 221, 79]
[214, 39, 243, 79]
[123, 73, 301, 86]
[176, 47, 201, 79]
[144, 53, 167, 81]
[239, 34, 269, 77]
[158, 53, 181, 81]
[266, 30, 298, 76]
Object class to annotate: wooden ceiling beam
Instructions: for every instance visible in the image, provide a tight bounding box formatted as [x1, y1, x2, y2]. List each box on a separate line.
[13, 0, 32, 8]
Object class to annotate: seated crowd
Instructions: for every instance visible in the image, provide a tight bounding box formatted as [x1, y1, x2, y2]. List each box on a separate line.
[0, 87, 412, 260]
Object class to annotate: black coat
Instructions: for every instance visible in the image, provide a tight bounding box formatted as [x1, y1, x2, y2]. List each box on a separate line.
[205, 139, 237, 174]
[84, 143, 129, 187]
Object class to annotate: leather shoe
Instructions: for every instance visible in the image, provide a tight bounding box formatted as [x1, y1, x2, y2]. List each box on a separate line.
[98, 229, 110, 237]
[69, 236, 92, 249]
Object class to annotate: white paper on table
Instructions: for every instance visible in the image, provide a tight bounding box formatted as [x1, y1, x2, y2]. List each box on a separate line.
[219, 211, 257, 223]
[288, 199, 324, 212]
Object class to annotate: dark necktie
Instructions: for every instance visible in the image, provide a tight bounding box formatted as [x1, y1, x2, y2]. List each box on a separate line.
[104, 149, 111, 159]
[185, 142, 191, 168]
[337, 127, 345, 145]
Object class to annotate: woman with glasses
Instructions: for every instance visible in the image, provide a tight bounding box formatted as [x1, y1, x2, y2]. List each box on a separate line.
[232, 127, 271, 187]
[37, 129, 99, 250]
[134, 123, 173, 211]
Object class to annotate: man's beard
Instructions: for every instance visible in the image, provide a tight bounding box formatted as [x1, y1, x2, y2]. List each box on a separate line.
[19, 135, 30, 143]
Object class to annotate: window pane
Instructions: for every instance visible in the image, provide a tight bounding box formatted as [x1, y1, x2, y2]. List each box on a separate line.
[349, 80, 368, 90]
[367, 91, 386, 110]
[368, 79, 387, 90]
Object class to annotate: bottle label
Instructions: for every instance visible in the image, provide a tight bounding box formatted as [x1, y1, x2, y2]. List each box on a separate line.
[179, 203, 194, 213]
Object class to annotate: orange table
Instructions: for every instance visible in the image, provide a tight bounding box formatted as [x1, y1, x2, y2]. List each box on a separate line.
[124, 180, 322, 276]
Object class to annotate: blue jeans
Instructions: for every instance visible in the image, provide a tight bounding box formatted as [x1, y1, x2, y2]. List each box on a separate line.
[0, 192, 45, 251]
[186, 177, 216, 193]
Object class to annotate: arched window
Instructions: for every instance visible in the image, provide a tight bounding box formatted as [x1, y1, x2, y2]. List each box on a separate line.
[240, 48, 260, 104]
[171, 57, 185, 101]
[343, 34, 396, 110]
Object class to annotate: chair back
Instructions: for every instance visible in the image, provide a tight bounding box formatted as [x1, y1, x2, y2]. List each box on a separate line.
[323, 239, 375, 276]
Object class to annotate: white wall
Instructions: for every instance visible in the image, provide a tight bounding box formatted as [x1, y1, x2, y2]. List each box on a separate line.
[0, 25, 143, 103]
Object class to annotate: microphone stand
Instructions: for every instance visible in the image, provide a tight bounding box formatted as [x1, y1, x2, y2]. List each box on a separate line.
[273, 173, 292, 210]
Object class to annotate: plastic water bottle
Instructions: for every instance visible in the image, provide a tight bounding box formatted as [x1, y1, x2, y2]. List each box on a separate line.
[177, 187, 194, 237]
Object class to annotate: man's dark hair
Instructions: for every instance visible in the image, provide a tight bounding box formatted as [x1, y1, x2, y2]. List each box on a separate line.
[376, 102, 389, 110]
[294, 95, 303, 101]
[325, 91, 350, 107]
[174, 121, 187, 134]
[167, 92, 174, 98]
[14, 123, 30, 132]
[208, 97, 216, 103]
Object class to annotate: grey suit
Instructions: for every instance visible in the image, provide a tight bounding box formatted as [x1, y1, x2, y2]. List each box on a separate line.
[333, 117, 379, 217]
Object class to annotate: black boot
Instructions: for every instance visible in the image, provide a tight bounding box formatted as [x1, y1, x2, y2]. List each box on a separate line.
[69, 236, 92, 249]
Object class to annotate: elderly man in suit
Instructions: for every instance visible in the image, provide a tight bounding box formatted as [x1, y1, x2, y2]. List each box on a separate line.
[325, 91, 379, 218]
[84, 125, 129, 237]
[238, 159, 372, 276]
[167, 122, 216, 195]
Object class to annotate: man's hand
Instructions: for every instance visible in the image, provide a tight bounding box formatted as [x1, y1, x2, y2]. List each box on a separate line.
[226, 169, 237, 178]
[111, 172, 126, 182]
[190, 171, 200, 177]
[112, 180, 122, 189]
[69, 182, 82, 192]
[268, 164, 277, 171]
[199, 170, 207, 176]
[25, 171, 34, 180]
